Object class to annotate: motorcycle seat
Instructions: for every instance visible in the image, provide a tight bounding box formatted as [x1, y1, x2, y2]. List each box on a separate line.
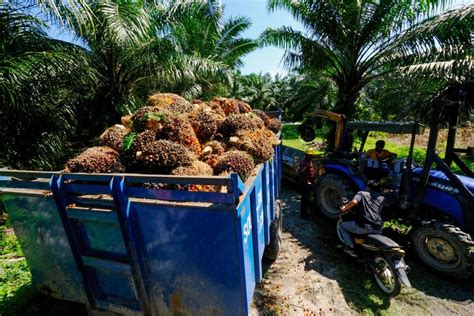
[365, 234, 399, 249]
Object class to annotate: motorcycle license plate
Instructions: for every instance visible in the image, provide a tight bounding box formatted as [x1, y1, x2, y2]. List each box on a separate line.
[394, 261, 406, 269]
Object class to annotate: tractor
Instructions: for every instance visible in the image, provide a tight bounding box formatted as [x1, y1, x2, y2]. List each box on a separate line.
[299, 100, 474, 278]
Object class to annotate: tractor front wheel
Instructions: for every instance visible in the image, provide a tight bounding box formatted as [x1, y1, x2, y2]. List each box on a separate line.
[315, 173, 355, 220]
[412, 221, 474, 278]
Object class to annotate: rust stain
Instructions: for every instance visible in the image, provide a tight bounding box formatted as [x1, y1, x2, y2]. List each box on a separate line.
[169, 293, 191, 316]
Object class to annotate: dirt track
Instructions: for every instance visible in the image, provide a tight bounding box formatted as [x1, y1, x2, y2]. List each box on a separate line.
[251, 184, 474, 316]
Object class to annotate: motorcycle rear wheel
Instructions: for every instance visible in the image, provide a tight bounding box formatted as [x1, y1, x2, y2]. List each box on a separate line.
[373, 255, 401, 296]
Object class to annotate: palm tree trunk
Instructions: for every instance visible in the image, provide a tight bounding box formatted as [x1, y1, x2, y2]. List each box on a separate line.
[334, 82, 361, 119]
[325, 80, 362, 152]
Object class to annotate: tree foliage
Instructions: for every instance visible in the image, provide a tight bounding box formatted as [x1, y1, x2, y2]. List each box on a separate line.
[0, 1, 257, 169]
[262, 0, 473, 118]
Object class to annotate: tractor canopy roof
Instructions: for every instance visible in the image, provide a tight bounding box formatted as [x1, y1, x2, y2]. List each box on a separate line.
[346, 121, 425, 135]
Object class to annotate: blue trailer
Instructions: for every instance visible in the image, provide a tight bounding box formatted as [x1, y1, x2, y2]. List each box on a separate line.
[0, 130, 283, 315]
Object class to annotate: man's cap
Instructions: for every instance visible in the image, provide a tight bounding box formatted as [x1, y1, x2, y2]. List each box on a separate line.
[305, 148, 318, 155]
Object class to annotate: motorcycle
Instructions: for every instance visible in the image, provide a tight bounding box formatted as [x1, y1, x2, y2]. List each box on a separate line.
[337, 198, 411, 296]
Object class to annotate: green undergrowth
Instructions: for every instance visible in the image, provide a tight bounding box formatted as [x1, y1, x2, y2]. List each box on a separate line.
[283, 135, 473, 174]
[0, 219, 33, 313]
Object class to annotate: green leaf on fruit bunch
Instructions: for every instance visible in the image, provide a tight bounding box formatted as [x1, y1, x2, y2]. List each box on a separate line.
[123, 132, 137, 151]
[144, 112, 167, 122]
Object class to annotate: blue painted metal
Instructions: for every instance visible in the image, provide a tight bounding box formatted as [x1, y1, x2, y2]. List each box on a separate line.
[422, 187, 464, 228]
[50, 174, 98, 310]
[410, 169, 466, 228]
[249, 168, 266, 283]
[269, 159, 276, 221]
[126, 187, 235, 204]
[324, 163, 366, 190]
[110, 177, 151, 315]
[262, 163, 271, 245]
[237, 196, 256, 315]
[412, 167, 474, 193]
[0, 139, 283, 315]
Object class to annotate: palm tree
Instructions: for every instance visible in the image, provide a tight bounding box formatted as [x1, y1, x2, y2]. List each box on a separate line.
[279, 73, 336, 121]
[262, 0, 473, 118]
[0, 5, 95, 169]
[160, 0, 258, 98]
[232, 72, 278, 110]
[162, 0, 258, 68]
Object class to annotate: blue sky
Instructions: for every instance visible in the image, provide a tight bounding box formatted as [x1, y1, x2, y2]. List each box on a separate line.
[222, 0, 471, 76]
[221, 0, 303, 76]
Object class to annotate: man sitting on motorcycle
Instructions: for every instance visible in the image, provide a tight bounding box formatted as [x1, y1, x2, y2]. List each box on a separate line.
[339, 182, 384, 257]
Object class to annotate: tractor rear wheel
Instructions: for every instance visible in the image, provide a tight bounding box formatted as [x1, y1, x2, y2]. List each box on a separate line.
[315, 173, 355, 220]
[412, 221, 474, 278]
[264, 201, 282, 261]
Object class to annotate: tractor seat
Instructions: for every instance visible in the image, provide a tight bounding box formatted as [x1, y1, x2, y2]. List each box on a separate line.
[412, 167, 474, 193]
[365, 234, 400, 249]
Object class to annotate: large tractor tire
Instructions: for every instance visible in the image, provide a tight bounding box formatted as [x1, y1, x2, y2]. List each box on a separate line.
[412, 221, 474, 278]
[264, 201, 282, 261]
[315, 173, 355, 220]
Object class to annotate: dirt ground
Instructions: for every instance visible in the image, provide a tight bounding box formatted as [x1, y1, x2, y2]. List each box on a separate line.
[250, 184, 474, 316]
[387, 127, 473, 148]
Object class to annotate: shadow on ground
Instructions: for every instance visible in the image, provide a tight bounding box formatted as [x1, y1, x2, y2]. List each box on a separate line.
[277, 181, 474, 315]
[0, 283, 86, 316]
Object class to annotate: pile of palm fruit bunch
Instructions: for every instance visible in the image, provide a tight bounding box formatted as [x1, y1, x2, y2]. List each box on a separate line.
[65, 93, 281, 190]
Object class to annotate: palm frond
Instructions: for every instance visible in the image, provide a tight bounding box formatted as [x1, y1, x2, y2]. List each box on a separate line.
[97, 1, 151, 45]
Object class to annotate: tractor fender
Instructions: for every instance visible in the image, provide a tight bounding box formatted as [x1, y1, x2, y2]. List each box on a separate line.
[418, 187, 465, 230]
[323, 163, 366, 191]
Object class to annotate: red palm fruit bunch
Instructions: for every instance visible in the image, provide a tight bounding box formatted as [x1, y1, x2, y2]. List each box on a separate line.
[218, 114, 264, 137]
[199, 140, 227, 168]
[120, 130, 156, 171]
[267, 118, 282, 133]
[99, 124, 130, 153]
[228, 129, 275, 164]
[66, 147, 125, 173]
[171, 160, 217, 192]
[214, 150, 255, 181]
[209, 97, 252, 116]
[130, 106, 166, 133]
[186, 105, 225, 144]
[130, 108, 201, 155]
[134, 139, 195, 174]
[158, 113, 201, 156]
[148, 93, 195, 115]
[251, 109, 271, 127]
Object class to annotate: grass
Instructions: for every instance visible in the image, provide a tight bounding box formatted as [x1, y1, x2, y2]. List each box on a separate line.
[282, 138, 308, 151]
[283, 133, 473, 174]
[0, 219, 33, 313]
